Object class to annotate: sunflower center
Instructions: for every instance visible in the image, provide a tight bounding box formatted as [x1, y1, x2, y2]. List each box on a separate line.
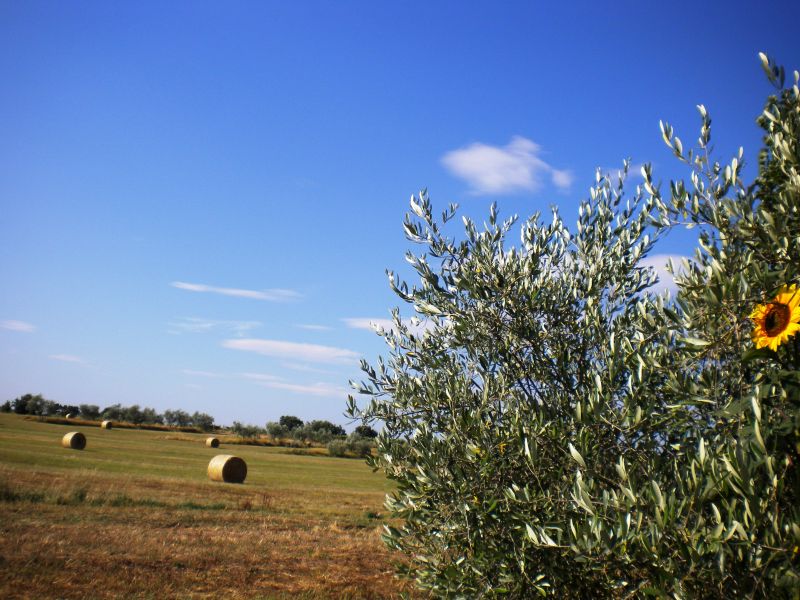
[764, 303, 791, 336]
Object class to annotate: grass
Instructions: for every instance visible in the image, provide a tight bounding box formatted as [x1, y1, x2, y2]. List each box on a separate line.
[0, 413, 408, 599]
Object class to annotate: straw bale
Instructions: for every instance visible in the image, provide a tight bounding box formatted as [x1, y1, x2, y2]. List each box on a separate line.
[206, 437, 220, 448]
[65, 413, 74, 419]
[101, 420, 113, 429]
[207, 455, 247, 483]
[62, 431, 86, 450]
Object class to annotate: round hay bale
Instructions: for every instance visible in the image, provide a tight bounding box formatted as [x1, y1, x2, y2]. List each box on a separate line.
[208, 455, 247, 483]
[100, 420, 113, 429]
[62, 431, 86, 450]
[65, 413, 74, 419]
[205, 437, 220, 448]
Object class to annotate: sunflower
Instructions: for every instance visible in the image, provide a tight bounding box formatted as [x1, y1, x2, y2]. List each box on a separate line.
[750, 284, 800, 350]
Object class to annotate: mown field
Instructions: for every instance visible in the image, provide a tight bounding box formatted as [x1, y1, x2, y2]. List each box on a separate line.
[0, 413, 408, 599]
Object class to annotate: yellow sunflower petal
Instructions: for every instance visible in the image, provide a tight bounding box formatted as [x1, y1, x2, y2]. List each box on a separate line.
[775, 284, 800, 309]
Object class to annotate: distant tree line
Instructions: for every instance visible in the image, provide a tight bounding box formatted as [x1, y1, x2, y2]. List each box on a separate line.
[1, 394, 215, 431]
[230, 415, 378, 449]
[264, 415, 377, 456]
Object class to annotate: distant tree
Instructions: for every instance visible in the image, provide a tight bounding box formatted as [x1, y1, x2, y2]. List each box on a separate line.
[40, 400, 60, 416]
[163, 409, 191, 427]
[295, 420, 346, 443]
[140, 407, 163, 425]
[265, 422, 287, 438]
[25, 394, 46, 415]
[191, 411, 215, 431]
[0, 400, 11, 413]
[278, 415, 304, 431]
[101, 404, 124, 421]
[78, 404, 101, 420]
[354, 425, 378, 439]
[11, 395, 30, 414]
[123, 404, 144, 424]
[231, 421, 262, 438]
[59, 404, 80, 417]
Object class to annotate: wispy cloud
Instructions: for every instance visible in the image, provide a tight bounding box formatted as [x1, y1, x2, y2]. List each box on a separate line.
[168, 317, 261, 336]
[171, 281, 301, 302]
[1, 320, 36, 333]
[240, 372, 283, 383]
[243, 373, 349, 398]
[181, 369, 226, 378]
[295, 324, 333, 331]
[641, 254, 689, 295]
[279, 362, 337, 375]
[50, 354, 86, 364]
[222, 338, 361, 365]
[343, 317, 434, 337]
[442, 136, 572, 195]
[181, 369, 347, 398]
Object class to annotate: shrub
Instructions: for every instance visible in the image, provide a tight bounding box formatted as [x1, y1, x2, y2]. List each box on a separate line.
[327, 439, 348, 457]
[347, 438, 373, 458]
[349, 55, 800, 597]
[265, 422, 288, 438]
[231, 421, 262, 439]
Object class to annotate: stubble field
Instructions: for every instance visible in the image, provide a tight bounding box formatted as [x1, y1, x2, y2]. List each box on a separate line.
[0, 413, 408, 599]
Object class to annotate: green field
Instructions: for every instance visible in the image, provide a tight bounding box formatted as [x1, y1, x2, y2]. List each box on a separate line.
[0, 413, 406, 599]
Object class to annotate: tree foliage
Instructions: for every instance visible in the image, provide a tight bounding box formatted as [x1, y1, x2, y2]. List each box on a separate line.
[279, 415, 304, 431]
[349, 55, 800, 597]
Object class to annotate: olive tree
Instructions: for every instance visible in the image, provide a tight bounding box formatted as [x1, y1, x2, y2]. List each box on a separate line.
[348, 54, 799, 597]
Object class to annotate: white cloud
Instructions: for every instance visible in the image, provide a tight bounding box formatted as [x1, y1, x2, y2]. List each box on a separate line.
[171, 281, 301, 301]
[240, 372, 281, 382]
[1, 320, 36, 333]
[247, 377, 349, 398]
[49, 354, 86, 364]
[279, 362, 337, 375]
[551, 169, 574, 189]
[641, 254, 689, 295]
[343, 317, 395, 331]
[222, 338, 361, 365]
[241, 372, 347, 398]
[342, 317, 435, 337]
[168, 317, 261, 336]
[182, 369, 226, 378]
[441, 136, 572, 195]
[295, 324, 333, 331]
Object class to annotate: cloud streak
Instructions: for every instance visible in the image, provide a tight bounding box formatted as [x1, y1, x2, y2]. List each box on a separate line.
[181, 368, 347, 399]
[1, 320, 36, 332]
[242, 373, 349, 398]
[222, 338, 361, 365]
[171, 281, 301, 301]
[295, 324, 333, 331]
[50, 354, 86, 364]
[181, 369, 226, 378]
[442, 136, 572, 195]
[342, 317, 434, 337]
[168, 317, 261, 336]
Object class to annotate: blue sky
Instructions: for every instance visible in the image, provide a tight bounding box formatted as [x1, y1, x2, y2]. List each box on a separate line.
[1, 1, 798, 426]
